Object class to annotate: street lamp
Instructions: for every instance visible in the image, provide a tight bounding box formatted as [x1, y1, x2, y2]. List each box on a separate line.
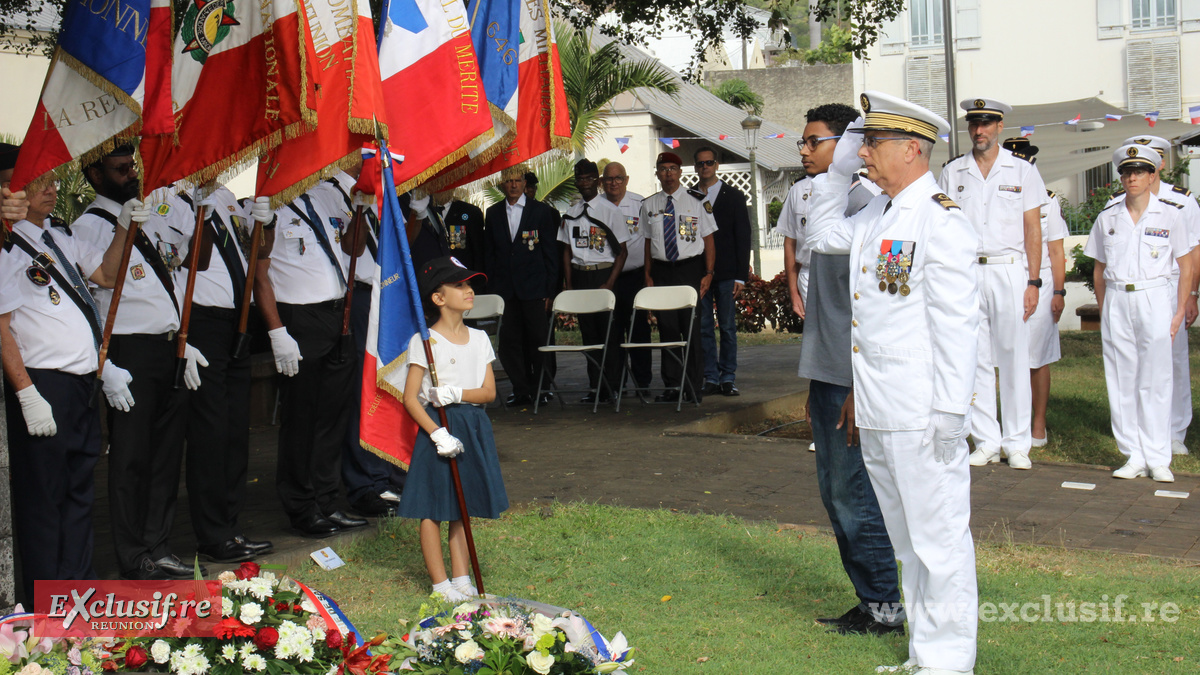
[741, 114, 763, 276]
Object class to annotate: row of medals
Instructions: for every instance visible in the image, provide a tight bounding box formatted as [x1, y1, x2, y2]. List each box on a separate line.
[876, 254, 912, 296]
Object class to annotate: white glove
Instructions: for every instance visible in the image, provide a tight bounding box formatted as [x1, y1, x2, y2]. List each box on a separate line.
[251, 196, 273, 223]
[100, 361, 136, 412]
[352, 190, 374, 209]
[829, 116, 866, 180]
[409, 193, 431, 220]
[269, 327, 303, 377]
[118, 199, 149, 229]
[183, 343, 209, 390]
[430, 427, 464, 458]
[922, 411, 968, 465]
[428, 385, 463, 407]
[16, 385, 56, 437]
[1, 186, 29, 223]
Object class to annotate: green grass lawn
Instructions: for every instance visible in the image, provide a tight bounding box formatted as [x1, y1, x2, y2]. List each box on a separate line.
[291, 504, 1198, 675]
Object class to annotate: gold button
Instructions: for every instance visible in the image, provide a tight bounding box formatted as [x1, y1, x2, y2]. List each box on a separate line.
[853, 346, 860, 353]
[852, 319, 858, 327]
[854, 292, 861, 300]
[862, 266, 868, 273]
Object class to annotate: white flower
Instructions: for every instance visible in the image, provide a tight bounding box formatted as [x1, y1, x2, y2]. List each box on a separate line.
[452, 602, 475, 616]
[15, 663, 45, 675]
[325, 664, 339, 675]
[260, 570, 277, 582]
[300, 598, 318, 614]
[220, 644, 237, 662]
[217, 571, 237, 583]
[169, 644, 210, 675]
[150, 640, 171, 664]
[221, 598, 233, 617]
[527, 651, 555, 675]
[530, 614, 554, 638]
[297, 642, 315, 662]
[239, 642, 256, 659]
[275, 620, 315, 660]
[453, 639, 484, 662]
[242, 654, 267, 672]
[245, 578, 275, 601]
[240, 602, 264, 625]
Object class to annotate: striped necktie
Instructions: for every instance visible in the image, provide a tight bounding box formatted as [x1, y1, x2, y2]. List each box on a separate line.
[663, 195, 678, 261]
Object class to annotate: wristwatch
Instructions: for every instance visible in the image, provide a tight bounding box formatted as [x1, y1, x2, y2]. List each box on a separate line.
[1027, 279, 1043, 288]
[1191, 291, 1199, 298]
[704, 270, 715, 276]
[1053, 289, 1066, 297]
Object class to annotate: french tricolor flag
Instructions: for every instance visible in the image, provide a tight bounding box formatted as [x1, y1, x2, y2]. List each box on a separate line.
[660, 138, 680, 148]
[1064, 115, 1081, 125]
[1106, 113, 1123, 121]
[763, 132, 785, 139]
[718, 134, 728, 140]
[1146, 111, 1160, 127]
[616, 137, 630, 154]
[1020, 126, 1035, 137]
[1190, 105, 1200, 124]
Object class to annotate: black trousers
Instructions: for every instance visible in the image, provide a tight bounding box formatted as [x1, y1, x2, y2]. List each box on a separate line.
[341, 283, 406, 503]
[184, 305, 251, 547]
[107, 333, 189, 574]
[650, 255, 704, 400]
[498, 297, 551, 397]
[571, 266, 623, 394]
[5, 369, 100, 603]
[614, 267, 652, 389]
[276, 301, 355, 522]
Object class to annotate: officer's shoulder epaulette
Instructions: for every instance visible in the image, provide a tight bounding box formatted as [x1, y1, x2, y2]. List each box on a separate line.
[686, 187, 706, 201]
[1160, 198, 1185, 209]
[1111, 188, 1126, 198]
[942, 153, 965, 168]
[932, 193, 960, 210]
[1172, 184, 1193, 198]
[1046, 189, 1057, 200]
[49, 215, 71, 236]
[1100, 200, 1121, 213]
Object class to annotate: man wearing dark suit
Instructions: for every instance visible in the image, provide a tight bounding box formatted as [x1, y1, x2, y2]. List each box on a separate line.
[485, 165, 561, 405]
[435, 188, 487, 273]
[693, 147, 751, 397]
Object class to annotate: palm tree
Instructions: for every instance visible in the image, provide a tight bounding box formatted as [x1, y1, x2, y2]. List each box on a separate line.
[557, 21, 680, 155]
[706, 79, 764, 115]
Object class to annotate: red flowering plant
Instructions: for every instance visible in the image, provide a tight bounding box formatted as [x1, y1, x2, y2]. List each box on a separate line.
[114, 563, 389, 675]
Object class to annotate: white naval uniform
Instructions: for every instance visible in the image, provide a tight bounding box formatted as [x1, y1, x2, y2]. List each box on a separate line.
[939, 148, 1047, 459]
[321, 171, 379, 284]
[615, 192, 645, 273]
[1, 218, 104, 374]
[1085, 193, 1193, 470]
[559, 194, 630, 266]
[808, 171, 980, 673]
[640, 186, 718, 262]
[269, 189, 352, 304]
[74, 190, 195, 335]
[777, 176, 813, 300]
[1029, 192, 1069, 368]
[191, 186, 251, 309]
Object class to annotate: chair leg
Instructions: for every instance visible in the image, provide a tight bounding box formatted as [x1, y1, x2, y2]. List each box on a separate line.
[534, 362, 546, 414]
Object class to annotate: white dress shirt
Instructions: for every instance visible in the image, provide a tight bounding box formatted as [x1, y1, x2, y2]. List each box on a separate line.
[1085, 193, 1193, 282]
[268, 188, 352, 304]
[558, 194, 630, 266]
[191, 186, 250, 309]
[506, 194, 526, 241]
[639, 186, 718, 261]
[611, 192, 645, 272]
[938, 148, 1048, 258]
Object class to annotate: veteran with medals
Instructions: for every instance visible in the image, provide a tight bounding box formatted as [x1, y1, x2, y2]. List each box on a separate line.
[805, 92, 980, 675]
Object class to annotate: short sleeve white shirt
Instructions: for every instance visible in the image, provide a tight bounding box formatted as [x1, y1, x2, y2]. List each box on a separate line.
[639, 186, 719, 261]
[321, 172, 379, 283]
[1038, 192, 1069, 275]
[192, 186, 250, 309]
[1085, 193, 1193, 282]
[268, 189, 352, 304]
[403, 327, 496, 407]
[558, 194, 629, 266]
[938, 148, 1048, 257]
[610, 192, 645, 272]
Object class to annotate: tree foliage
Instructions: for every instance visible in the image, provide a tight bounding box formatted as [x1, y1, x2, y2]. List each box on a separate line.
[705, 78, 764, 115]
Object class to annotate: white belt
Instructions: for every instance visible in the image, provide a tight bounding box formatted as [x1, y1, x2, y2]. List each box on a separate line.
[1107, 279, 1169, 292]
[977, 255, 1016, 265]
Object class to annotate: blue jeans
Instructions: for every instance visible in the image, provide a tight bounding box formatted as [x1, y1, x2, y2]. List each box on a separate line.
[809, 379, 904, 622]
[700, 279, 738, 385]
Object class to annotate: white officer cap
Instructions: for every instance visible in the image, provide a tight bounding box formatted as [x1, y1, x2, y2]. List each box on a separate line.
[1122, 135, 1171, 160]
[1113, 144, 1160, 172]
[856, 91, 951, 143]
[960, 97, 1012, 122]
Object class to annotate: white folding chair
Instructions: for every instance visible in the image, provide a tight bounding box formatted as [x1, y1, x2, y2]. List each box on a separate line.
[464, 294, 505, 408]
[534, 289, 617, 413]
[615, 285, 699, 413]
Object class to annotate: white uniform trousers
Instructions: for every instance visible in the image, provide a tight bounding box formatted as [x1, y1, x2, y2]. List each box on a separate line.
[1028, 281, 1062, 369]
[972, 263, 1033, 456]
[1102, 283, 1174, 468]
[860, 428, 978, 673]
[1168, 277, 1192, 444]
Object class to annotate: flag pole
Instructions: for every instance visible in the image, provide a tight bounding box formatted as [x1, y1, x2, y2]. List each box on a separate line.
[174, 190, 210, 389]
[97, 220, 142, 382]
[232, 217, 264, 360]
[336, 203, 367, 364]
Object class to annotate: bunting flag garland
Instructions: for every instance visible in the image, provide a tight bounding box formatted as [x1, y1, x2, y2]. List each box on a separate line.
[1064, 115, 1080, 125]
[1190, 105, 1200, 124]
[1020, 126, 1035, 137]
[718, 134, 728, 140]
[615, 137, 630, 153]
[359, 142, 425, 468]
[11, 0, 174, 193]
[763, 132, 784, 139]
[1146, 111, 1160, 127]
[938, 134, 949, 142]
[255, 0, 387, 205]
[1106, 113, 1122, 121]
[376, 0, 495, 193]
[660, 138, 679, 148]
[139, 0, 310, 196]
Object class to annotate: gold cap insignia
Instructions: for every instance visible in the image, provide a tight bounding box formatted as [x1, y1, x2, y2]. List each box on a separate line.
[860, 93, 870, 113]
[974, 99, 986, 108]
[1127, 147, 1139, 158]
[1134, 138, 1151, 145]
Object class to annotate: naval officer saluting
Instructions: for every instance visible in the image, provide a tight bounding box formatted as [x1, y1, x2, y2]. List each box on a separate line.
[805, 91, 980, 675]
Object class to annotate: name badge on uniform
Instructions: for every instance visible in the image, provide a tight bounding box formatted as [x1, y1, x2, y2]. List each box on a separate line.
[573, 225, 587, 249]
[1145, 227, 1170, 238]
[27, 266, 51, 287]
[626, 216, 639, 234]
[876, 239, 915, 296]
[998, 185, 1022, 193]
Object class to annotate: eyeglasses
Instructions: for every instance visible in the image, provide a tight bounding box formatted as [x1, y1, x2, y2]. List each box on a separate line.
[110, 160, 139, 176]
[695, 159, 717, 167]
[657, 165, 682, 173]
[863, 136, 913, 149]
[601, 175, 626, 182]
[798, 135, 841, 151]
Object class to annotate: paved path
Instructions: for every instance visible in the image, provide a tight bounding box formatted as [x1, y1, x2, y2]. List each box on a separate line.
[87, 342, 1200, 582]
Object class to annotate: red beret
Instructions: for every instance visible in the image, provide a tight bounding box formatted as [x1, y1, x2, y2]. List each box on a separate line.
[656, 152, 683, 167]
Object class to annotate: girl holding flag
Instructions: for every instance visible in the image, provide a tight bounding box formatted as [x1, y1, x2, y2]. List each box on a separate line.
[399, 255, 509, 602]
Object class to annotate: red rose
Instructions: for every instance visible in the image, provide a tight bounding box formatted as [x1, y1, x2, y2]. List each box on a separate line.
[101, 660, 118, 672]
[276, 601, 288, 612]
[234, 561, 261, 580]
[325, 629, 343, 649]
[293, 604, 303, 613]
[254, 626, 280, 651]
[124, 646, 148, 670]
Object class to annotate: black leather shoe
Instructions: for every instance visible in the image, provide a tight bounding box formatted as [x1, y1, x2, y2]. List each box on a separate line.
[506, 393, 533, 406]
[581, 392, 612, 404]
[154, 554, 206, 578]
[655, 390, 680, 403]
[122, 558, 170, 580]
[832, 615, 906, 637]
[816, 605, 870, 627]
[197, 539, 256, 564]
[701, 381, 721, 396]
[351, 493, 394, 517]
[325, 510, 368, 529]
[721, 382, 740, 396]
[293, 514, 339, 538]
[233, 534, 274, 555]
[538, 392, 554, 405]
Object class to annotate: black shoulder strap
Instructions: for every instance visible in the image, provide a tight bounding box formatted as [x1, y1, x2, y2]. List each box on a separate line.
[285, 201, 349, 286]
[7, 231, 103, 348]
[563, 204, 621, 260]
[88, 207, 182, 318]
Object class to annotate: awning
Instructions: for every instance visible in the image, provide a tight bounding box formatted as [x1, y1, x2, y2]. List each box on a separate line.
[931, 97, 1200, 184]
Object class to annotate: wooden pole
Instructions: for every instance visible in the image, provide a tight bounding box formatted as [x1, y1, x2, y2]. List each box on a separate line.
[96, 220, 142, 381]
[231, 217, 264, 360]
[421, 339, 484, 596]
[174, 201, 209, 388]
[335, 204, 366, 363]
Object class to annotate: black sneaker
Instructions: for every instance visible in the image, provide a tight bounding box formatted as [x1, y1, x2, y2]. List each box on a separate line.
[815, 605, 870, 627]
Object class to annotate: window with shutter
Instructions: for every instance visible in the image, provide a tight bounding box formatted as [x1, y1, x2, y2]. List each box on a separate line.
[957, 0, 982, 49]
[1126, 37, 1181, 118]
[910, 0, 944, 48]
[905, 54, 949, 121]
[880, 10, 907, 55]
[1181, 0, 1200, 30]
[1098, 0, 1125, 38]
[1131, 0, 1177, 29]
